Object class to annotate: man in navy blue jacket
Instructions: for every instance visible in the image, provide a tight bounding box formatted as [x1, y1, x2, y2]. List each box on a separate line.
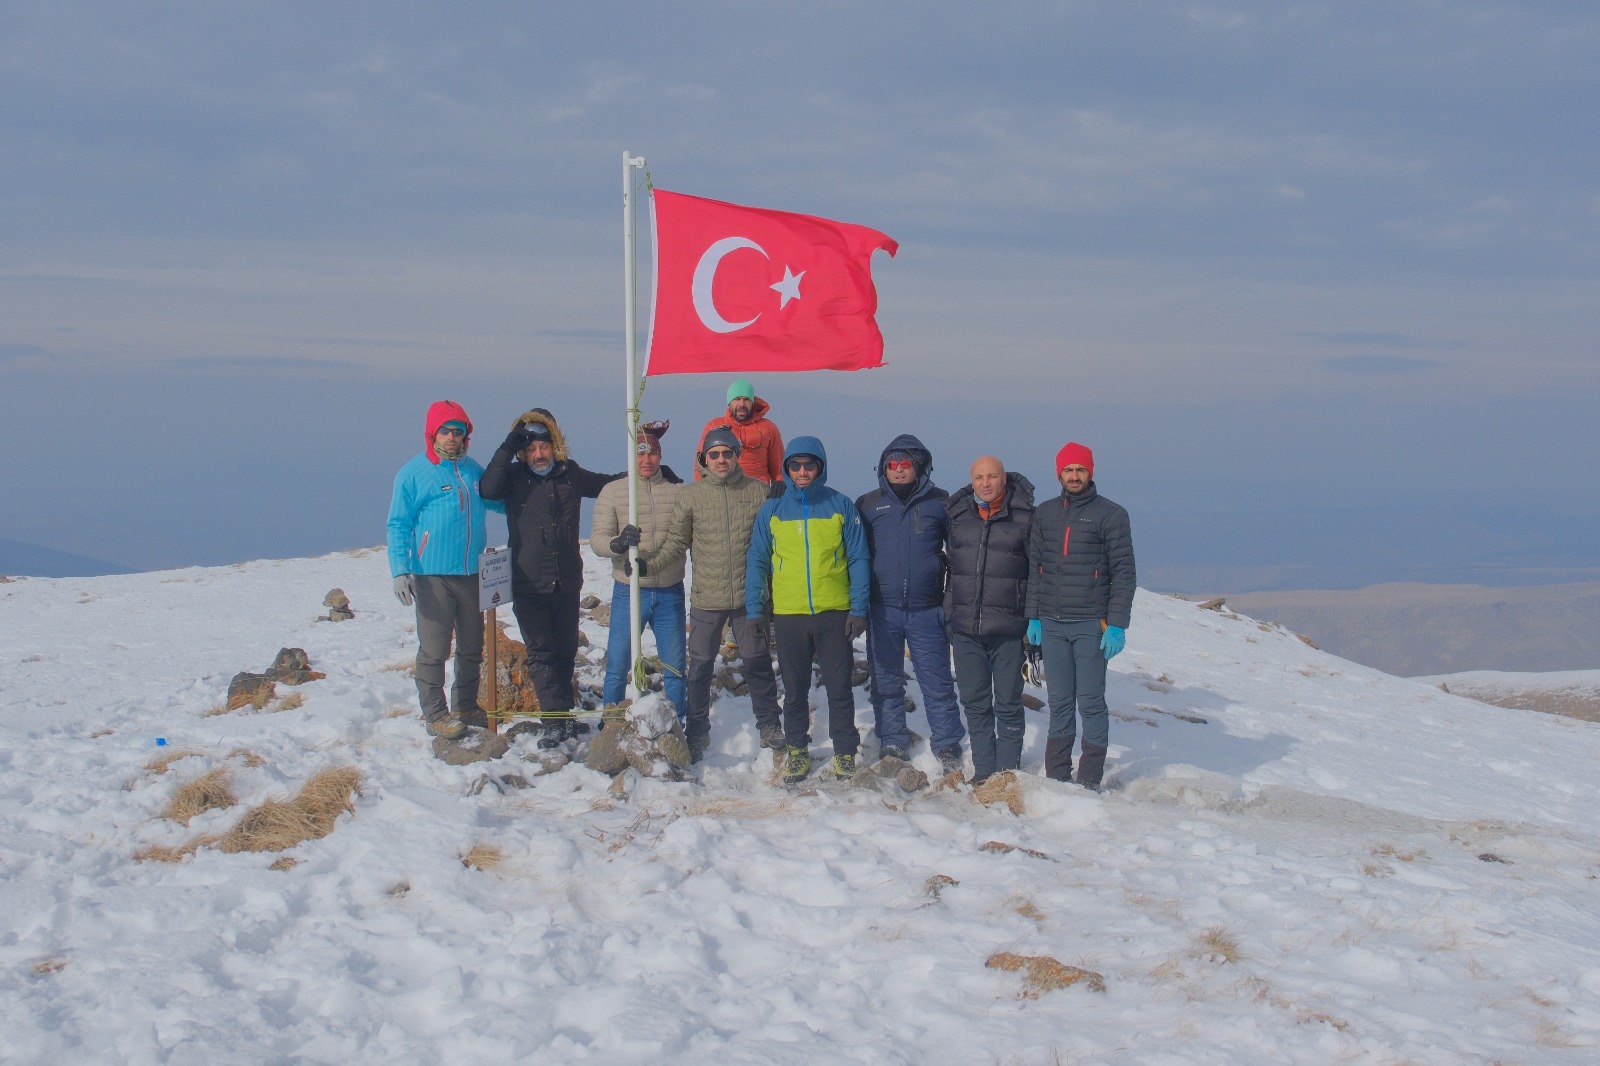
[856, 434, 965, 775]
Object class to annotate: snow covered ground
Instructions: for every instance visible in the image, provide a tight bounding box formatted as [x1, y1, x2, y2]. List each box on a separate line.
[3, 550, 1599, 1064]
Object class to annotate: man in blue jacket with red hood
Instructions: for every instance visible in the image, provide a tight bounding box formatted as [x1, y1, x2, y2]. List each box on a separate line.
[746, 436, 871, 784]
[856, 434, 965, 776]
[387, 401, 504, 741]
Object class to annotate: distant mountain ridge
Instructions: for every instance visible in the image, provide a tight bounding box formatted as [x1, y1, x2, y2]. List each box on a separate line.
[1227, 581, 1600, 676]
[0, 536, 133, 578]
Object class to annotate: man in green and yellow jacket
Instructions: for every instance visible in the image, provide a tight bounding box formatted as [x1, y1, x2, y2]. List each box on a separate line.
[745, 436, 870, 784]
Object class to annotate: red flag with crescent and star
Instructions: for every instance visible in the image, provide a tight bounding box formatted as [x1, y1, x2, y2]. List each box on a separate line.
[644, 190, 898, 376]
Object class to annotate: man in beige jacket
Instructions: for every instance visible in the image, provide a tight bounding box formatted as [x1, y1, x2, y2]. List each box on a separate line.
[590, 421, 686, 725]
[644, 425, 781, 758]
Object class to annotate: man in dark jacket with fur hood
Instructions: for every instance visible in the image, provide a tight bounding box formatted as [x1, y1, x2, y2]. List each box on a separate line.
[480, 408, 625, 746]
[1025, 441, 1135, 790]
[944, 455, 1035, 785]
[856, 434, 963, 775]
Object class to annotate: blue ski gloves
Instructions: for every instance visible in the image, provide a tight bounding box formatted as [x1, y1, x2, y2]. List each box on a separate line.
[1026, 619, 1042, 646]
[1100, 625, 1126, 660]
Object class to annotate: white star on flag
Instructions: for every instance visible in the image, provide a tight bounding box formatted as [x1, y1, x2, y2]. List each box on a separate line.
[770, 266, 804, 309]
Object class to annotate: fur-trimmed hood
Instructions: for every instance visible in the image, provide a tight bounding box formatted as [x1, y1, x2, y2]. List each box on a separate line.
[507, 407, 570, 463]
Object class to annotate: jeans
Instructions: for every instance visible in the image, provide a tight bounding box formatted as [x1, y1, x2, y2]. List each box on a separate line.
[950, 630, 1025, 782]
[603, 580, 686, 717]
[867, 603, 963, 754]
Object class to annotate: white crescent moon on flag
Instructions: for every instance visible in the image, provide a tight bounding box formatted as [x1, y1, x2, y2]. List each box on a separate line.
[692, 237, 768, 333]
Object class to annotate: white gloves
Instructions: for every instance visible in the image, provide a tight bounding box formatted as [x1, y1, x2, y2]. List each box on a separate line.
[394, 574, 416, 606]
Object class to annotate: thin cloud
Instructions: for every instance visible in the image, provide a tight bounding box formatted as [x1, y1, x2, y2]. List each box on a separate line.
[1322, 355, 1437, 375]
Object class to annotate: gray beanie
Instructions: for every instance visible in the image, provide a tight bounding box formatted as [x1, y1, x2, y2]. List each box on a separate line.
[701, 426, 742, 456]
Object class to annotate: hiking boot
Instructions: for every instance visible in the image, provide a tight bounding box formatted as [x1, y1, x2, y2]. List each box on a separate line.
[426, 714, 467, 741]
[758, 722, 785, 750]
[879, 743, 909, 762]
[455, 705, 489, 730]
[782, 747, 812, 784]
[536, 716, 590, 749]
[832, 753, 857, 780]
[935, 747, 963, 776]
[688, 733, 710, 764]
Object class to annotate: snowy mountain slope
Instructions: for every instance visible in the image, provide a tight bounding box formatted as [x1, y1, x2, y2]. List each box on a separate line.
[1420, 669, 1600, 724]
[2, 551, 1598, 1064]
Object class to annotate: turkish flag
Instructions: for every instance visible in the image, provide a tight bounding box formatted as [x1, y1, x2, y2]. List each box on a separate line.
[645, 190, 898, 376]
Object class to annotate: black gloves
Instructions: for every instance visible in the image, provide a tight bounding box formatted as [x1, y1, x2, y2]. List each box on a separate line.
[846, 615, 867, 641]
[622, 556, 649, 578]
[608, 525, 641, 555]
[502, 426, 531, 453]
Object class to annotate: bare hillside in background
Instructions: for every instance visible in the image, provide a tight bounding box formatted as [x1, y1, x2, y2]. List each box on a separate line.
[1226, 582, 1600, 676]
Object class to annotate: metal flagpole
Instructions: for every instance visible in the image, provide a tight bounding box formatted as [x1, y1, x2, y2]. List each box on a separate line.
[622, 150, 646, 700]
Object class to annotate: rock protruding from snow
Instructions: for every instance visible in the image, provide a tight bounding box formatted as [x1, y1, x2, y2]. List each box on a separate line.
[584, 695, 690, 779]
[321, 588, 354, 621]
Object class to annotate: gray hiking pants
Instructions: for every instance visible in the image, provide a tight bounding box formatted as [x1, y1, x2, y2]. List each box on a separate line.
[413, 574, 483, 721]
[685, 606, 781, 733]
[951, 630, 1026, 782]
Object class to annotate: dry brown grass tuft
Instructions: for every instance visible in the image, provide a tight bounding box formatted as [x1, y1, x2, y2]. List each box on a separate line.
[1362, 861, 1394, 878]
[379, 660, 416, 677]
[268, 856, 299, 871]
[145, 748, 203, 775]
[33, 957, 68, 975]
[216, 766, 363, 854]
[1013, 896, 1046, 922]
[979, 840, 1053, 861]
[272, 691, 306, 712]
[973, 771, 1024, 815]
[1370, 841, 1424, 862]
[161, 768, 237, 825]
[132, 837, 213, 863]
[202, 702, 231, 717]
[986, 952, 1106, 997]
[385, 704, 413, 718]
[1532, 1016, 1586, 1049]
[1150, 957, 1186, 981]
[90, 728, 114, 738]
[461, 842, 504, 870]
[1189, 926, 1243, 965]
[227, 748, 265, 768]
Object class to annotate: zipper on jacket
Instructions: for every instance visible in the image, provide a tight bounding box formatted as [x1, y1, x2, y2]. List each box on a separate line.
[802, 494, 815, 615]
[453, 460, 473, 575]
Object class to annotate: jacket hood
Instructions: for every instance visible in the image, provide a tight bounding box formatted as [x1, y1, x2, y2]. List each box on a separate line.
[508, 408, 570, 463]
[424, 400, 473, 464]
[782, 435, 829, 493]
[876, 432, 933, 496]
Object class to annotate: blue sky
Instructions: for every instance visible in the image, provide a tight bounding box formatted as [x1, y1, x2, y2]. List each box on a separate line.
[3, 2, 1597, 589]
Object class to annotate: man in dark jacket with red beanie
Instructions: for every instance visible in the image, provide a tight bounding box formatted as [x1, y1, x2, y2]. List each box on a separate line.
[1025, 442, 1135, 790]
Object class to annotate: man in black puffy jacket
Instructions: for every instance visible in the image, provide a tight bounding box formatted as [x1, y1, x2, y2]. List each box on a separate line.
[944, 455, 1035, 784]
[1025, 442, 1135, 789]
[480, 408, 624, 746]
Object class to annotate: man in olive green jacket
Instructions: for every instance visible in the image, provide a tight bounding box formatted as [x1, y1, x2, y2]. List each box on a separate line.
[644, 426, 781, 755]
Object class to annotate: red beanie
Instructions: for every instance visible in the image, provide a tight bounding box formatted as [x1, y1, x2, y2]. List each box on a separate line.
[1056, 442, 1094, 478]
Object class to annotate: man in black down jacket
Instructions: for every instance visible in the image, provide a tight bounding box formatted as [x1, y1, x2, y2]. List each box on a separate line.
[480, 408, 625, 746]
[1025, 441, 1135, 789]
[944, 455, 1035, 785]
[856, 433, 962, 773]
